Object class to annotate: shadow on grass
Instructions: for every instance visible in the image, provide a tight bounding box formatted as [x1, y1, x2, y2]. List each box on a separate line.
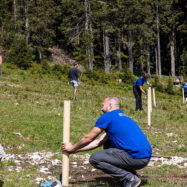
[70, 177, 149, 187]
[0, 180, 4, 187]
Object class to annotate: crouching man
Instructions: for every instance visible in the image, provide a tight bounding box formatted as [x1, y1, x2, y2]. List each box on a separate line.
[62, 97, 152, 187]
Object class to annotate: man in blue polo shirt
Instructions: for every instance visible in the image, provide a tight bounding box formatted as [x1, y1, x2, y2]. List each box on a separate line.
[133, 73, 151, 111]
[62, 97, 152, 187]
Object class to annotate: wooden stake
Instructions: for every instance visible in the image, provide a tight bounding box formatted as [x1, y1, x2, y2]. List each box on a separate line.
[150, 87, 152, 112]
[182, 88, 185, 104]
[147, 87, 151, 126]
[62, 100, 71, 187]
[153, 88, 156, 107]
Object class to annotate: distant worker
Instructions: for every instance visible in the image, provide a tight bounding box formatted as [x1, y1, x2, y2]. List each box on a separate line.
[68, 63, 79, 100]
[0, 48, 3, 76]
[182, 82, 187, 102]
[133, 73, 151, 111]
[62, 97, 152, 187]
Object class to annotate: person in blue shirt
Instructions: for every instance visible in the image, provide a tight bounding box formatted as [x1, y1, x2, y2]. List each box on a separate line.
[182, 83, 187, 102]
[62, 97, 152, 187]
[68, 63, 79, 100]
[133, 73, 151, 111]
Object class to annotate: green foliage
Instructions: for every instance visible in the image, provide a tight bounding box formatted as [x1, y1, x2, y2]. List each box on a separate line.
[119, 67, 136, 84]
[180, 49, 187, 75]
[152, 76, 165, 92]
[166, 76, 174, 95]
[6, 37, 35, 69]
[41, 60, 51, 74]
[0, 0, 186, 75]
[52, 64, 66, 74]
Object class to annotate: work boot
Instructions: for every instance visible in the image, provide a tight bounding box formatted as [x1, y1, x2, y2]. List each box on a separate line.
[123, 175, 141, 187]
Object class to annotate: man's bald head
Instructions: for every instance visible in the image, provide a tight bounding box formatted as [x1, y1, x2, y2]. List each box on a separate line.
[105, 97, 121, 109]
[101, 97, 121, 113]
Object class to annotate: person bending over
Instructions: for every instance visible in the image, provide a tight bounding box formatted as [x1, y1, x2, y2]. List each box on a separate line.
[182, 82, 187, 102]
[62, 97, 152, 187]
[133, 73, 151, 111]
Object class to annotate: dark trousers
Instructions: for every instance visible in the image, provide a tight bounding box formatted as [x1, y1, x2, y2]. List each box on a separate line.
[133, 86, 142, 110]
[89, 148, 150, 182]
[184, 90, 187, 98]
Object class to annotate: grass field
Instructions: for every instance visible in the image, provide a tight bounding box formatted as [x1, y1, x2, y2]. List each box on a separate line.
[0, 64, 186, 186]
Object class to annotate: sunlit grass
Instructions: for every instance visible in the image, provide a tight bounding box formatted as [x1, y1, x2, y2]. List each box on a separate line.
[0, 64, 186, 186]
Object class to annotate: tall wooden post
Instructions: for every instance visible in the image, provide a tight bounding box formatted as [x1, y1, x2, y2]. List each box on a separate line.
[62, 100, 71, 187]
[147, 87, 151, 126]
[182, 88, 185, 104]
[153, 88, 156, 107]
[150, 87, 152, 112]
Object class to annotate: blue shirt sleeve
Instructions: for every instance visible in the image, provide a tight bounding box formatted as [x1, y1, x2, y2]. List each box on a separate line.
[94, 113, 111, 129]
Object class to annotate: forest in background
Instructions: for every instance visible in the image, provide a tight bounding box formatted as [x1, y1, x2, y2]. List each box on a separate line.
[0, 0, 186, 76]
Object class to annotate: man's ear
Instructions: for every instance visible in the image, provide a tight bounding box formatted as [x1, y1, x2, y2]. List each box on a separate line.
[109, 104, 113, 110]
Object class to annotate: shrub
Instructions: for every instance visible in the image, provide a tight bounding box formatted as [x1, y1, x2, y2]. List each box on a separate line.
[166, 76, 175, 95]
[152, 76, 165, 92]
[7, 36, 35, 69]
[119, 67, 136, 84]
[41, 60, 51, 74]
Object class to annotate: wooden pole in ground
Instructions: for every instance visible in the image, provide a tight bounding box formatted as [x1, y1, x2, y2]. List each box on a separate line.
[182, 88, 185, 104]
[153, 88, 156, 107]
[150, 87, 152, 112]
[147, 87, 151, 126]
[62, 100, 71, 187]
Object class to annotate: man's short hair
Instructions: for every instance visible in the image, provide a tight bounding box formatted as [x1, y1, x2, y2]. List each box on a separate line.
[74, 63, 78, 67]
[142, 73, 150, 79]
[106, 97, 121, 109]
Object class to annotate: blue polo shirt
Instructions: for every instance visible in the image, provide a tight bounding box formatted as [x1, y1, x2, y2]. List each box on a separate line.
[133, 77, 148, 87]
[182, 85, 187, 90]
[95, 109, 152, 159]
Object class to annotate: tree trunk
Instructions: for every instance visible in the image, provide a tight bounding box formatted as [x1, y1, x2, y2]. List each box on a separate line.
[38, 48, 42, 63]
[103, 29, 110, 73]
[170, 30, 175, 77]
[156, 6, 162, 77]
[147, 46, 151, 75]
[155, 47, 158, 76]
[88, 1, 94, 70]
[140, 56, 144, 73]
[127, 23, 133, 74]
[115, 36, 122, 70]
[13, 0, 18, 33]
[25, 0, 30, 45]
[85, 0, 94, 70]
[89, 23, 94, 70]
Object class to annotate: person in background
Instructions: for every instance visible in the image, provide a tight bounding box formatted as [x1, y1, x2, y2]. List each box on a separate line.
[133, 73, 151, 111]
[182, 82, 187, 102]
[68, 63, 79, 100]
[62, 97, 152, 187]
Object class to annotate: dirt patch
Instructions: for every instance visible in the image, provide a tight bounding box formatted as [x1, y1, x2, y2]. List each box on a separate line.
[2, 151, 187, 186]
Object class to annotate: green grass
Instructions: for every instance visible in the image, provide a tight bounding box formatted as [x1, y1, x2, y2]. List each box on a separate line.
[0, 64, 186, 186]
